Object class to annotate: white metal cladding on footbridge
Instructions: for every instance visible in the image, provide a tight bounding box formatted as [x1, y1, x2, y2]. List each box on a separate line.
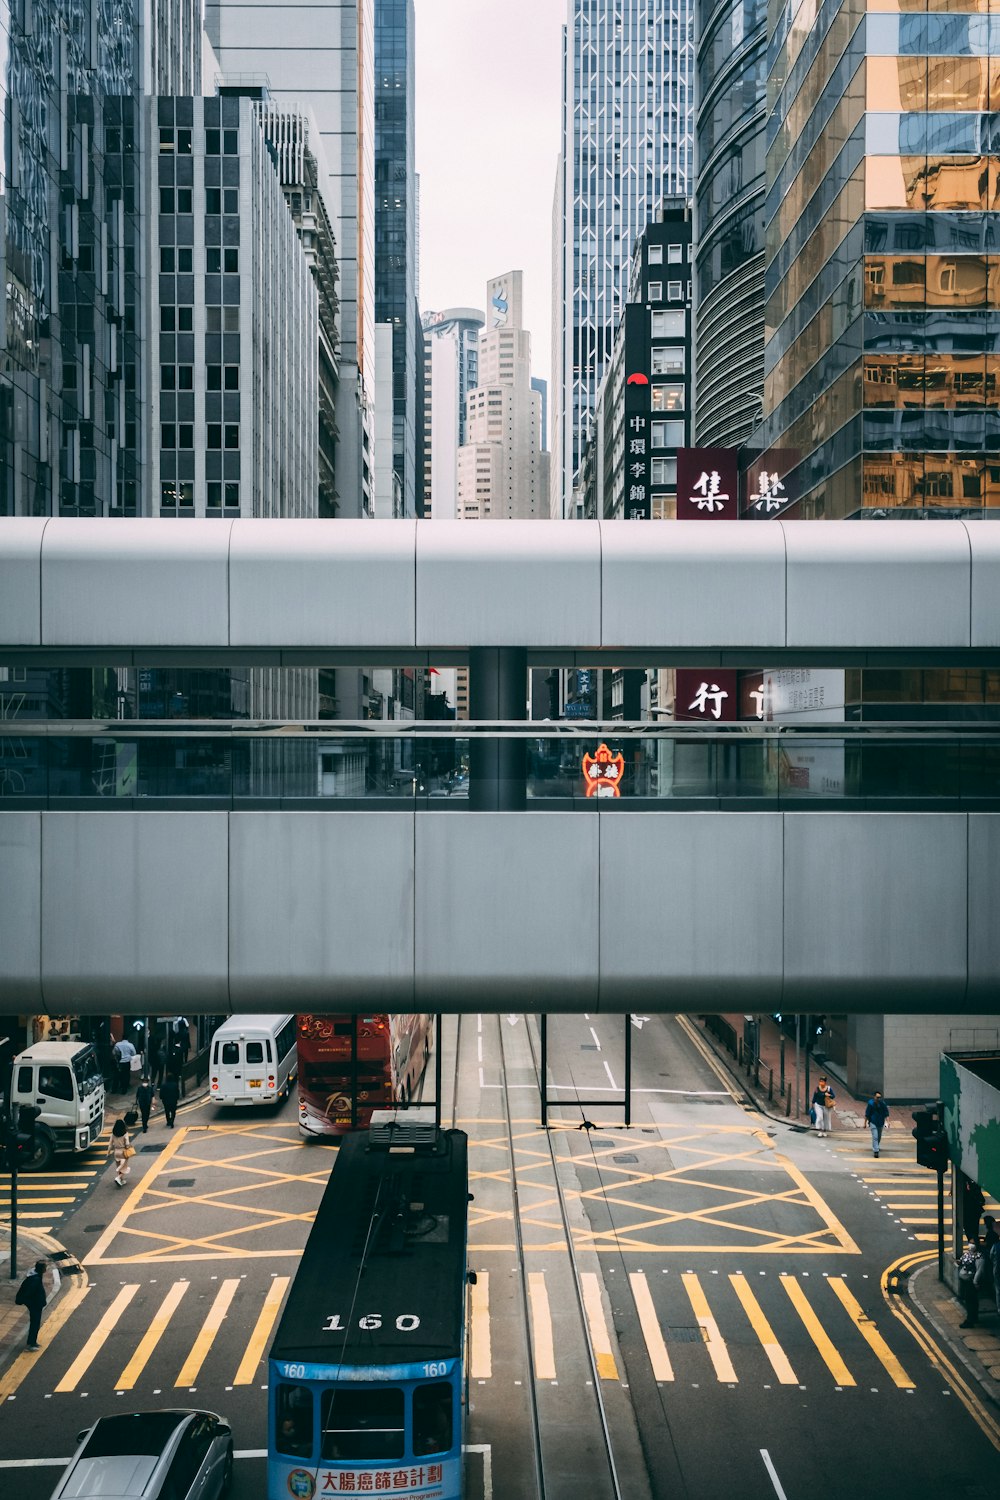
[1, 517, 999, 1015]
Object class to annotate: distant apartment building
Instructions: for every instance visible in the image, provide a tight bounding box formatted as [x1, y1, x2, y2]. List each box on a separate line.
[457, 272, 549, 520]
[206, 0, 376, 516]
[421, 308, 483, 520]
[552, 0, 693, 517]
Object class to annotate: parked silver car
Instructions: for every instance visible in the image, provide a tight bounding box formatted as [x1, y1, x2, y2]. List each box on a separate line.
[49, 1409, 233, 1500]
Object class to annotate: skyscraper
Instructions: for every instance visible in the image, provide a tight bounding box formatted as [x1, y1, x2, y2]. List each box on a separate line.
[206, 0, 376, 516]
[458, 272, 549, 521]
[552, 0, 693, 518]
[421, 307, 483, 520]
[375, 0, 418, 517]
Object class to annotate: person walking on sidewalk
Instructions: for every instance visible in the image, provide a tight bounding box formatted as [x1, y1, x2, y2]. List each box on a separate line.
[112, 1035, 136, 1093]
[135, 1076, 155, 1133]
[160, 1073, 180, 1128]
[15, 1260, 48, 1351]
[110, 1117, 134, 1187]
[864, 1090, 890, 1156]
[957, 1237, 983, 1328]
[811, 1075, 836, 1137]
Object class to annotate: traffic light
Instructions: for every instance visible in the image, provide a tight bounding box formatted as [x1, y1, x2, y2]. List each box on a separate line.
[4, 1104, 40, 1171]
[912, 1103, 950, 1172]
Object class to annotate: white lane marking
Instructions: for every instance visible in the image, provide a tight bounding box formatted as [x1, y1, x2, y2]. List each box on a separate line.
[761, 1450, 789, 1500]
[477, 1033, 483, 1063]
[589, 1026, 602, 1051]
[603, 1061, 618, 1090]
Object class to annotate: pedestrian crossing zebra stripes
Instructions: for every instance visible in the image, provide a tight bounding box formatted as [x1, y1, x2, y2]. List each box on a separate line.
[5, 1265, 924, 1404]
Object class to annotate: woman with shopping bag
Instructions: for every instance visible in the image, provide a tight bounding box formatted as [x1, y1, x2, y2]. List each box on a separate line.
[110, 1116, 135, 1189]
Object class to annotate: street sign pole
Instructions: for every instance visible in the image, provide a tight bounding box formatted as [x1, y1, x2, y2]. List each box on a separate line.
[937, 1167, 945, 1282]
[9, 1154, 17, 1280]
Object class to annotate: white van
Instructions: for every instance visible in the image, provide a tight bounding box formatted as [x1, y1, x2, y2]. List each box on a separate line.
[10, 1041, 106, 1168]
[209, 1015, 297, 1106]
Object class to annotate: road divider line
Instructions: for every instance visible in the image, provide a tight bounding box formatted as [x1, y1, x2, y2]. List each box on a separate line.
[681, 1273, 737, 1383]
[233, 1277, 290, 1386]
[827, 1277, 914, 1388]
[527, 1272, 556, 1381]
[781, 1276, 855, 1386]
[115, 1281, 189, 1390]
[760, 1449, 789, 1500]
[629, 1273, 673, 1381]
[580, 1272, 618, 1381]
[470, 1272, 491, 1380]
[729, 1274, 797, 1384]
[175, 1278, 241, 1387]
[54, 1285, 139, 1394]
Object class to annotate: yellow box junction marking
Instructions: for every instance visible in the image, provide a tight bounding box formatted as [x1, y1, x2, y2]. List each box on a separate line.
[234, 1277, 290, 1386]
[729, 1273, 797, 1385]
[175, 1278, 241, 1387]
[682, 1273, 737, 1383]
[580, 1271, 618, 1380]
[828, 1277, 914, 1388]
[629, 1273, 673, 1382]
[781, 1275, 855, 1386]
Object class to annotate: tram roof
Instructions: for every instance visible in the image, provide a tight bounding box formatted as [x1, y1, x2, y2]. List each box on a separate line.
[270, 1128, 469, 1371]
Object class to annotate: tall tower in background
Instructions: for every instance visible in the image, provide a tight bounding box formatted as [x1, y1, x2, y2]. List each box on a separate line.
[206, 0, 377, 516]
[552, 0, 693, 518]
[458, 272, 549, 520]
[374, 0, 418, 518]
[421, 308, 484, 520]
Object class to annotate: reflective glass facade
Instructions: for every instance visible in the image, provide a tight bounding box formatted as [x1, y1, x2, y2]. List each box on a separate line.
[695, 0, 768, 445]
[762, 0, 1000, 517]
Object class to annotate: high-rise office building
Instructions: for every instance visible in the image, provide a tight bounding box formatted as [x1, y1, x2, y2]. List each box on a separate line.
[421, 307, 483, 520]
[552, 0, 693, 518]
[694, 0, 766, 447]
[760, 0, 1000, 518]
[206, 0, 376, 516]
[457, 272, 549, 521]
[375, 0, 418, 518]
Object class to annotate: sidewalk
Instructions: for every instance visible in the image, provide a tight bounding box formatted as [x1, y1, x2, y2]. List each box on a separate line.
[694, 1012, 1000, 1418]
[0, 1225, 88, 1386]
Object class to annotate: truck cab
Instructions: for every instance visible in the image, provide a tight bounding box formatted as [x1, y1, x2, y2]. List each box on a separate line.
[9, 1041, 106, 1168]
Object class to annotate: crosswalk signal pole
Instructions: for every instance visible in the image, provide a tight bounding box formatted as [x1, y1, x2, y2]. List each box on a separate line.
[937, 1165, 945, 1283]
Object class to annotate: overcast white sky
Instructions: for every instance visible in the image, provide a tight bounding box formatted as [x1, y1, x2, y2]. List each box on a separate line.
[415, 0, 566, 393]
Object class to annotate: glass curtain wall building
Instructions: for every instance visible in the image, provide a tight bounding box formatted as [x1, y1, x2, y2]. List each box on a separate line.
[762, 0, 1000, 518]
[375, 0, 418, 518]
[694, 0, 767, 446]
[552, 0, 693, 517]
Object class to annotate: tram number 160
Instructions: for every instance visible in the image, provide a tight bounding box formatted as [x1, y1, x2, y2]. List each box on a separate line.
[323, 1313, 422, 1332]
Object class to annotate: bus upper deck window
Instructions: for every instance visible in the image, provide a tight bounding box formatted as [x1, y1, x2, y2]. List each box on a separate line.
[245, 1042, 264, 1064]
[276, 1384, 313, 1458]
[321, 1387, 404, 1461]
[222, 1042, 240, 1065]
[413, 1381, 453, 1456]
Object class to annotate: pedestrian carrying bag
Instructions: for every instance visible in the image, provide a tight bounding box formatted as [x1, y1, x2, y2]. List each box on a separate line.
[123, 1143, 136, 1159]
[14, 1282, 28, 1305]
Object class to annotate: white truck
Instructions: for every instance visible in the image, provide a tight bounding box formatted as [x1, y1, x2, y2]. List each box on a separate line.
[8, 1041, 106, 1168]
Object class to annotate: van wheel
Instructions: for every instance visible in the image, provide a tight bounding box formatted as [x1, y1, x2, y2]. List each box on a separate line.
[27, 1134, 54, 1173]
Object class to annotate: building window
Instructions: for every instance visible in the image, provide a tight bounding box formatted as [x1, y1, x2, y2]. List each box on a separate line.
[207, 365, 222, 390]
[668, 245, 683, 263]
[651, 419, 685, 447]
[648, 244, 663, 264]
[224, 307, 239, 331]
[160, 248, 175, 272]
[651, 457, 677, 486]
[160, 481, 193, 510]
[178, 366, 193, 390]
[177, 306, 193, 332]
[224, 425, 239, 449]
[667, 280, 684, 300]
[223, 188, 239, 214]
[651, 347, 685, 375]
[206, 129, 221, 155]
[177, 129, 191, 155]
[178, 425, 194, 449]
[208, 424, 221, 449]
[224, 365, 240, 391]
[650, 310, 685, 337]
[178, 248, 192, 273]
[208, 481, 240, 511]
[647, 281, 662, 300]
[161, 364, 175, 390]
[160, 306, 175, 331]
[159, 127, 175, 153]
[161, 424, 176, 449]
[177, 188, 192, 214]
[223, 130, 239, 155]
[652, 383, 685, 412]
[225, 482, 240, 508]
[160, 187, 174, 213]
[206, 189, 222, 214]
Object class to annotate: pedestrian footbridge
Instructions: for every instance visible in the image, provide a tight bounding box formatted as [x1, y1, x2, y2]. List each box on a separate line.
[1, 517, 998, 1015]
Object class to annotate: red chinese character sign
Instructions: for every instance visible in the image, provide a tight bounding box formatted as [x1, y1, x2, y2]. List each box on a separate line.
[674, 670, 738, 722]
[676, 448, 739, 520]
[582, 743, 625, 797]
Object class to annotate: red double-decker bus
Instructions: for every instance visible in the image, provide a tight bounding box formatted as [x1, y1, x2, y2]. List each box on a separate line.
[296, 1014, 434, 1137]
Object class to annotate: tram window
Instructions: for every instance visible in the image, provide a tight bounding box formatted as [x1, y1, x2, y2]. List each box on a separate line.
[221, 1042, 240, 1065]
[245, 1042, 264, 1064]
[276, 1385, 313, 1457]
[413, 1382, 453, 1456]
[321, 1387, 404, 1461]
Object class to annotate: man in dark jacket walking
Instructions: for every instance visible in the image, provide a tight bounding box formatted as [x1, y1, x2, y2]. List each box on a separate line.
[16, 1260, 48, 1350]
[135, 1076, 155, 1132]
[160, 1073, 180, 1127]
[864, 1091, 890, 1157]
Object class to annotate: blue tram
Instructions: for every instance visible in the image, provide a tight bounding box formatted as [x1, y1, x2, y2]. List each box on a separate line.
[268, 1119, 470, 1500]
